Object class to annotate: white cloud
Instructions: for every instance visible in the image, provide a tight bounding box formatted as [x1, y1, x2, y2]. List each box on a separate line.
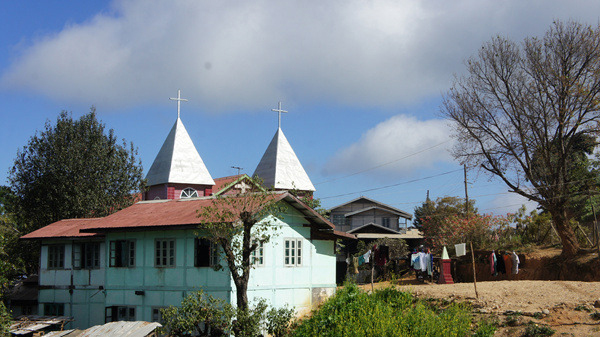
[324, 115, 454, 178]
[2, 0, 600, 111]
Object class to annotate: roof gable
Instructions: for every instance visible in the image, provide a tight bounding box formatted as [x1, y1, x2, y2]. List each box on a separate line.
[212, 174, 265, 196]
[253, 128, 315, 192]
[330, 196, 411, 219]
[146, 118, 214, 186]
[344, 206, 408, 218]
[347, 222, 400, 234]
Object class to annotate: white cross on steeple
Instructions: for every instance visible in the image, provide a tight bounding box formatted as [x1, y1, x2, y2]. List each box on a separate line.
[271, 101, 288, 129]
[170, 89, 188, 119]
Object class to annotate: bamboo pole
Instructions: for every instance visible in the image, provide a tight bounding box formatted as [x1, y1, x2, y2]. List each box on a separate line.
[470, 241, 478, 299]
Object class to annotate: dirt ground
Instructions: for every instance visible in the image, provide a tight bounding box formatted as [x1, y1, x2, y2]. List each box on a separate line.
[360, 278, 600, 336]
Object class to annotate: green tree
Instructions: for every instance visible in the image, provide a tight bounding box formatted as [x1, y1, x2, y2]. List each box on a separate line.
[442, 20, 600, 256]
[413, 196, 477, 230]
[196, 178, 284, 312]
[9, 108, 145, 232]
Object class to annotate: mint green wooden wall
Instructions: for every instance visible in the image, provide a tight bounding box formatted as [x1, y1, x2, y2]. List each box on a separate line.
[38, 203, 338, 328]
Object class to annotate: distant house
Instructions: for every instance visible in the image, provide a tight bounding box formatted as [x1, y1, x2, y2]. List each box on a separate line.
[20, 107, 353, 329]
[330, 196, 413, 235]
[329, 196, 423, 282]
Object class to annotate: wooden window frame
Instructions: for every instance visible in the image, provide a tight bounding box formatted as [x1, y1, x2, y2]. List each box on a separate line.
[284, 238, 302, 267]
[155, 239, 176, 268]
[73, 242, 101, 269]
[194, 238, 218, 268]
[109, 240, 136, 268]
[47, 245, 65, 269]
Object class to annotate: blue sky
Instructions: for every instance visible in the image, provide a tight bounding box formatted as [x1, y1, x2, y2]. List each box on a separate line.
[1, 1, 599, 218]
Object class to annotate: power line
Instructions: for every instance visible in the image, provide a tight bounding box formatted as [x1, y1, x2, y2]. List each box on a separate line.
[315, 140, 451, 185]
[320, 168, 463, 200]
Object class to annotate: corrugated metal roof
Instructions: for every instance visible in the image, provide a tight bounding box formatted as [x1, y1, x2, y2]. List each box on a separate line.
[253, 128, 315, 192]
[212, 174, 245, 193]
[21, 218, 104, 239]
[20, 192, 352, 240]
[330, 196, 412, 219]
[9, 316, 73, 335]
[44, 329, 76, 337]
[77, 321, 161, 337]
[146, 117, 215, 186]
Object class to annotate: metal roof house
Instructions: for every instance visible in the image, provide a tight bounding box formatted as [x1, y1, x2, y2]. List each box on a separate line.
[329, 196, 415, 238]
[20, 101, 351, 330]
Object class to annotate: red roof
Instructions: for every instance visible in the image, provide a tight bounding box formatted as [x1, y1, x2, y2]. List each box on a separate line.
[21, 192, 355, 240]
[212, 174, 245, 193]
[21, 218, 104, 239]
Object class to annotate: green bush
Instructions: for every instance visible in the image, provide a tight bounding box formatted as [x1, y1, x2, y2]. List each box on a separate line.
[159, 291, 296, 337]
[292, 282, 474, 337]
[523, 322, 555, 337]
[266, 305, 295, 337]
[473, 318, 497, 337]
[232, 300, 267, 337]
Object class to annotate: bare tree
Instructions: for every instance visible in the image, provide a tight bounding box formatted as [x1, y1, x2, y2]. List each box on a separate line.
[442, 21, 600, 256]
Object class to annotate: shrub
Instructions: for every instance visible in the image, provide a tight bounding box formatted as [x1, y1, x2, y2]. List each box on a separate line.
[473, 318, 497, 337]
[523, 322, 555, 337]
[265, 305, 295, 337]
[292, 282, 474, 337]
[159, 291, 234, 336]
[232, 300, 268, 337]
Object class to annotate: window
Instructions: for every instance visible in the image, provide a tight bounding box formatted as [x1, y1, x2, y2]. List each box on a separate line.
[44, 303, 64, 316]
[194, 238, 218, 267]
[331, 214, 345, 227]
[382, 217, 390, 228]
[152, 307, 166, 323]
[251, 240, 264, 266]
[180, 187, 198, 199]
[73, 242, 100, 269]
[155, 239, 175, 267]
[284, 239, 302, 267]
[47, 245, 65, 269]
[105, 306, 136, 322]
[109, 240, 136, 267]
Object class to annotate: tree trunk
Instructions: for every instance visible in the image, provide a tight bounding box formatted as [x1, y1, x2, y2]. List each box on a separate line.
[551, 210, 580, 256]
[235, 279, 249, 310]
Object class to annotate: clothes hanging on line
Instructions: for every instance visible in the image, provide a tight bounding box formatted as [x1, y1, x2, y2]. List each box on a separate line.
[503, 253, 512, 275]
[490, 251, 497, 276]
[495, 251, 506, 274]
[455, 243, 466, 257]
[411, 253, 420, 269]
[358, 255, 365, 266]
[511, 251, 520, 274]
[363, 250, 372, 264]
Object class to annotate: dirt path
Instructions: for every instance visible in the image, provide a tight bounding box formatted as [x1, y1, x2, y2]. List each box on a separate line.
[396, 280, 600, 314]
[359, 279, 600, 335]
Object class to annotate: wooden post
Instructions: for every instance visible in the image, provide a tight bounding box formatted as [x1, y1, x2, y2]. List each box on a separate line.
[371, 255, 374, 293]
[470, 241, 478, 299]
[464, 165, 477, 298]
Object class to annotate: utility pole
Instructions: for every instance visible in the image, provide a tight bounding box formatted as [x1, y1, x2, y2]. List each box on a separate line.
[464, 164, 478, 299]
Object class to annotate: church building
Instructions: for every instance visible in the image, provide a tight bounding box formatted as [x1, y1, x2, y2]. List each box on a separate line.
[21, 93, 352, 329]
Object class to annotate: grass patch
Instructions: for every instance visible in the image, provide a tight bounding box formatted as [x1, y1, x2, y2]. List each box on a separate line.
[523, 322, 555, 337]
[292, 282, 490, 337]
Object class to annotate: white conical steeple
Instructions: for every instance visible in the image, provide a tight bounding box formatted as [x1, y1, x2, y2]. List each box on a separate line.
[146, 117, 215, 186]
[253, 128, 315, 192]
